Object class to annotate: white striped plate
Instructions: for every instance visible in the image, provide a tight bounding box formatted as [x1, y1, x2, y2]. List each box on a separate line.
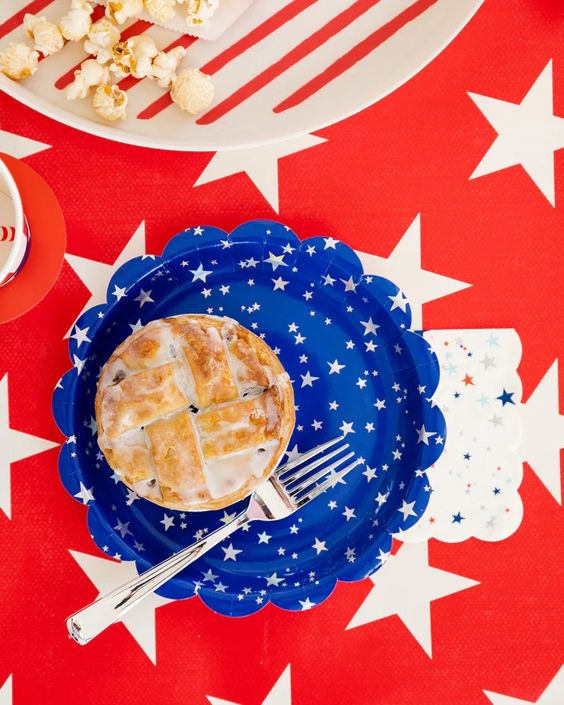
[0, 0, 484, 151]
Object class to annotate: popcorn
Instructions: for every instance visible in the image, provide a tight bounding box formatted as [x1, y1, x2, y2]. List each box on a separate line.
[144, 0, 178, 23]
[180, 0, 219, 26]
[24, 14, 64, 57]
[150, 46, 186, 88]
[170, 67, 214, 115]
[110, 36, 159, 79]
[0, 42, 39, 80]
[105, 0, 144, 25]
[66, 59, 110, 100]
[121, 35, 159, 79]
[84, 18, 121, 64]
[0, 2, 217, 125]
[109, 41, 131, 79]
[92, 84, 128, 120]
[59, 0, 95, 42]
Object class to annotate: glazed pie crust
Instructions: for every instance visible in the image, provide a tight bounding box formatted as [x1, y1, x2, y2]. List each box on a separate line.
[95, 314, 295, 511]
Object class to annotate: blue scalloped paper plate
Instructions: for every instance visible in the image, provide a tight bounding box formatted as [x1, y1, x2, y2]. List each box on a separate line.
[53, 220, 446, 616]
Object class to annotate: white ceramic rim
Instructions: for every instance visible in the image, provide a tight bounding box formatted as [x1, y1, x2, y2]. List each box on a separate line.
[0, 157, 25, 285]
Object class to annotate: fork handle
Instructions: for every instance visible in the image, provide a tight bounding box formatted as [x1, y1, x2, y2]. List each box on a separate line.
[66, 511, 250, 645]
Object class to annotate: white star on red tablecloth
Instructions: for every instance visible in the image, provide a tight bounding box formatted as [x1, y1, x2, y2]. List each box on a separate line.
[347, 542, 479, 656]
[484, 664, 564, 705]
[0, 374, 58, 519]
[469, 60, 564, 205]
[0, 128, 50, 158]
[64, 221, 148, 337]
[0, 675, 12, 705]
[207, 664, 292, 705]
[194, 135, 326, 212]
[69, 550, 172, 664]
[357, 214, 470, 329]
[520, 360, 564, 504]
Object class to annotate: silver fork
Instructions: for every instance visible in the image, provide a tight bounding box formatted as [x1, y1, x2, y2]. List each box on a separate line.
[67, 435, 363, 645]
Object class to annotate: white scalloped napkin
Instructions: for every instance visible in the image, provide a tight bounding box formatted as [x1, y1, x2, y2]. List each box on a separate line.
[95, 0, 254, 40]
[398, 329, 524, 544]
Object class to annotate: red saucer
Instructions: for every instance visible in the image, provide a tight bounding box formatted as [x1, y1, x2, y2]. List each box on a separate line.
[0, 153, 66, 323]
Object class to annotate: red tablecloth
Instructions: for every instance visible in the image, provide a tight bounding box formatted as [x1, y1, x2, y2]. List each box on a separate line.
[0, 1, 563, 703]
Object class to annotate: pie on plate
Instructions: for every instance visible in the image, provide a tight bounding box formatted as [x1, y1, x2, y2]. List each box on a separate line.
[95, 314, 295, 511]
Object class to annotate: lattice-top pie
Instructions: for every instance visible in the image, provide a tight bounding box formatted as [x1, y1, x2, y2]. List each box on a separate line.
[95, 314, 295, 511]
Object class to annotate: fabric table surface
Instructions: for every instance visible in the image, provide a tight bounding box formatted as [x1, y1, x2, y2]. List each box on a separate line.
[0, 0, 562, 703]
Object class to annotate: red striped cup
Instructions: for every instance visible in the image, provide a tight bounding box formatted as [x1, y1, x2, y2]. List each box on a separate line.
[0, 158, 30, 287]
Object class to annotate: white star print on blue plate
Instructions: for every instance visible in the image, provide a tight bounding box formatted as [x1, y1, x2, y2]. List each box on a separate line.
[53, 220, 446, 616]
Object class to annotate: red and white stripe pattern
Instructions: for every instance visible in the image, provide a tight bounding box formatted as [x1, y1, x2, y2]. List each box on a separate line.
[0, 0, 483, 149]
[0, 225, 16, 241]
[0, 215, 30, 286]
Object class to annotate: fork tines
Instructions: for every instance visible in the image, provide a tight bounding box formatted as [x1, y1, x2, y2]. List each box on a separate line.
[277, 436, 364, 506]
